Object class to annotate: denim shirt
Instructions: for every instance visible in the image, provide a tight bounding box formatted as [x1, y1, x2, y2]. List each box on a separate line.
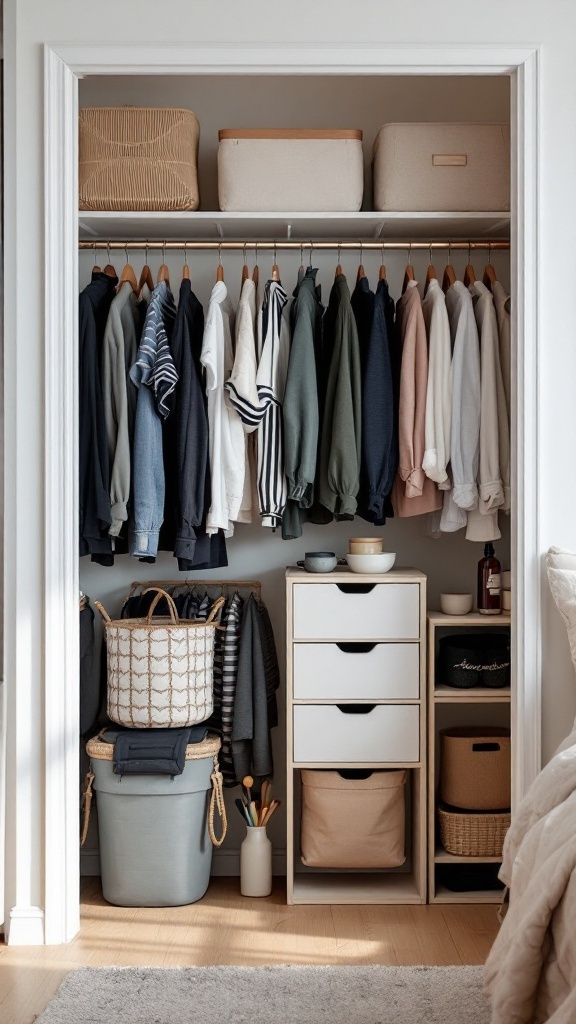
[129, 282, 177, 559]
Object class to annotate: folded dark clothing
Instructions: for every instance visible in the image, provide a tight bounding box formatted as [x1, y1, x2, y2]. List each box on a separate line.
[106, 725, 216, 776]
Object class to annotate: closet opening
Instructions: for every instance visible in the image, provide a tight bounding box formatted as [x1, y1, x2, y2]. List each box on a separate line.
[74, 68, 514, 926]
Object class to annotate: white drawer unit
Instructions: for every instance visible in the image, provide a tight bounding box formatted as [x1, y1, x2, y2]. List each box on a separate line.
[293, 582, 420, 640]
[293, 643, 420, 700]
[293, 704, 420, 763]
[286, 567, 427, 906]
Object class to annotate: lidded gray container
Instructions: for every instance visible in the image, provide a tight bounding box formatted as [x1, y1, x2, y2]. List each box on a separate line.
[86, 733, 223, 907]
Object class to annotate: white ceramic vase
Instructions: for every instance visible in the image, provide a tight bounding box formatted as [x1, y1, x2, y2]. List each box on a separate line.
[240, 826, 272, 897]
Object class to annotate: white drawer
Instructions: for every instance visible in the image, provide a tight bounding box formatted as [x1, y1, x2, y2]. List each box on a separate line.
[293, 583, 420, 640]
[293, 704, 420, 763]
[293, 643, 420, 700]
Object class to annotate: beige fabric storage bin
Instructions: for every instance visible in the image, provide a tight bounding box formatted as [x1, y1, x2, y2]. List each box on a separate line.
[217, 129, 364, 212]
[440, 727, 511, 810]
[79, 107, 200, 211]
[373, 122, 510, 212]
[300, 769, 406, 868]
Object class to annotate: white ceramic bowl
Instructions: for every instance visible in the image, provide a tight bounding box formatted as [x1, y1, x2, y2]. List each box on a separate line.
[348, 537, 384, 555]
[440, 593, 473, 615]
[347, 552, 396, 574]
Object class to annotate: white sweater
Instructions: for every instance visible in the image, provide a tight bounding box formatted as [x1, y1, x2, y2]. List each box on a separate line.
[201, 281, 245, 536]
[445, 282, 480, 511]
[422, 279, 452, 488]
[470, 280, 510, 514]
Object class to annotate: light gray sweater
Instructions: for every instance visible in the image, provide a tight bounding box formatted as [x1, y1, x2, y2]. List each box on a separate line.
[445, 282, 481, 512]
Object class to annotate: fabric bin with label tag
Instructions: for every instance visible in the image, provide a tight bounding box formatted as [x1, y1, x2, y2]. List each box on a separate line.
[372, 122, 510, 212]
[300, 769, 406, 868]
[79, 107, 200, 211]
[437, 633, 510, 689]
[217, 129, 364, 212]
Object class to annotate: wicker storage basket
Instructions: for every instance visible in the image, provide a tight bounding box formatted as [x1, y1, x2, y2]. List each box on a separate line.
[438, 803, 510, 858]
[217, 129, 364, 212]
[300, 769, 406, 868]
[79, 107, 200, 211]
[95, 588, 224, 729]
[440, 726, 511, 810]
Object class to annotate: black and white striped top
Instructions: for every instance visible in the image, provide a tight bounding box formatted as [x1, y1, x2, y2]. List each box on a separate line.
[131, 281, 178, 419]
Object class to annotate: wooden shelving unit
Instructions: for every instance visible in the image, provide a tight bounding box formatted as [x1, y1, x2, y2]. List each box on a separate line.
[427, 611, 511, 905]
[286, 566, 427, 905]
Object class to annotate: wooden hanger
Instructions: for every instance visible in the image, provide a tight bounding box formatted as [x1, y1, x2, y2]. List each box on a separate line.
[117, 247, 139, 294]
[379, 246, 387, 281]
[356, 242, 366, 281]
[424, 244, 437, 296]
[157, 243, 170, 286]
[182, 242, 190, 281]
[335, 243, 343, 277]
[92, 244, 101, 274]
[402, 243, 415, 293]
[216, 245, 224, 282]
[102, 243, 116, 277]
[483, 245, 497, 290]
[271, 243, 280, 282]
[137, 242, 154, 294]
[463, 243, 476, 287]
[252, 242, 259, 288]
[441, 240, 456, 293]
[241, 243, 249, 288]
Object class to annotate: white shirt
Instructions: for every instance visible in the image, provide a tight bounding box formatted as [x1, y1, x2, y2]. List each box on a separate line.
[422, 279, 452, 488]
[200, 281, 245, 536]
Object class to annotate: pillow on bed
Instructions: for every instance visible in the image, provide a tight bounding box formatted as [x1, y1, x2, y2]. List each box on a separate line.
[546, 546, 576, 670]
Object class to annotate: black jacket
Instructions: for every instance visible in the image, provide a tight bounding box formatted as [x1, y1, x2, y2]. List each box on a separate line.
[359, 278, 398, 524]
[79, 272, 118, 562]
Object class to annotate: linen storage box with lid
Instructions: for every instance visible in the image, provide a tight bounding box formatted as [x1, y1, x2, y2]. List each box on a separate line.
[300, 769, 407, 869]
[372, 122, 510, 212]
[95, 588, 224, 729]
[217, 129, 364, 212]
[78, 107, 200, 211]
[85, 733, 226, 907]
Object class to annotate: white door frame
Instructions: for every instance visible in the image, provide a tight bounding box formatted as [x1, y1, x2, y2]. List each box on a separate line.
[31, 42, 540, 944]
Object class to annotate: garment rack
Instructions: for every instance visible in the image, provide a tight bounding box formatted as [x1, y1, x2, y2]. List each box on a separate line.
[79, 239, 510, 252]
[128, 579, 262, 598]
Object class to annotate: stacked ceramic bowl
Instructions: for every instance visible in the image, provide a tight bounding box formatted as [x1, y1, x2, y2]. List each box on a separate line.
[347, 538, 396, 574]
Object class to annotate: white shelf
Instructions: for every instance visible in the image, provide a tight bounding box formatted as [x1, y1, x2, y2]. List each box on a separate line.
[78, 210, 511, 242]
[434, 685, 511, 703]
[291, 872, 423, 905]
[434, 844, 502, 865]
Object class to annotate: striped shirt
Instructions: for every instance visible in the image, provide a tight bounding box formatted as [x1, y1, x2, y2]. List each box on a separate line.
[132, 281, 178, 419]
[220, 592, 244, 786]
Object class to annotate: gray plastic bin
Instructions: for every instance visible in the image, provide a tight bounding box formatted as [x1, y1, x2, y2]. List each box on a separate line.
[86, 733, 223, 907]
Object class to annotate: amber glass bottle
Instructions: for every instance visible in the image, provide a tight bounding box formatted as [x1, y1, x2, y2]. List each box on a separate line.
[477, 543, 501, 615]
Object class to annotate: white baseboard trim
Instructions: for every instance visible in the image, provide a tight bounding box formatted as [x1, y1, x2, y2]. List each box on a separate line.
[80, 849, 287, 878]
[7, 906, 45, 945]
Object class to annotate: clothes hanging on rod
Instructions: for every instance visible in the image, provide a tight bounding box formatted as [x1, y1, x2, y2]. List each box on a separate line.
[78, 239, 511, 552]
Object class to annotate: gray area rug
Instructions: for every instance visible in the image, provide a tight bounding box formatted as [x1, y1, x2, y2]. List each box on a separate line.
[37, 965, 490, 1024]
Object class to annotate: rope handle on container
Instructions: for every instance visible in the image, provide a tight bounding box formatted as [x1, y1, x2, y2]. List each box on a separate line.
[208, 756, 228, 847]
[205, 595, 226, 625]
[81, 771, 95, 847]
[142, 587, 180, 624]
[94, 600, 111, 623]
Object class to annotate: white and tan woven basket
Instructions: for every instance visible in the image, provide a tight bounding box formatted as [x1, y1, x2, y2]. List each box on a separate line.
[95, 588, 224, 729]
[79, 107, 200, 211]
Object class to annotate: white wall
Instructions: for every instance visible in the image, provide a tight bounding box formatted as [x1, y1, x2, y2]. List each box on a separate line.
[4, 0, 576, 940]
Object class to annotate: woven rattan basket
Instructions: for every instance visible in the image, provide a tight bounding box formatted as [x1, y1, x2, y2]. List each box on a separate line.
[79, 107, 200, 211]
[94, 588, 224, 729]
[438, 803, 510, 857]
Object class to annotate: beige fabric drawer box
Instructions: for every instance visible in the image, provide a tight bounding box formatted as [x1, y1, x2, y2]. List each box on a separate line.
[300, 769, 406, 868]
[293, 643, 420, 700]
[217, 129, 364, 212]
[292, 583, 420, 641]
[373, 122, 510, 212]
[79, 107, 200, 211]
[293, 704, 420, 763]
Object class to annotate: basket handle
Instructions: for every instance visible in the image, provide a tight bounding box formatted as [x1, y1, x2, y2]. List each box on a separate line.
[142, 587, 179, 624]
[206, 595, 226, 624]
[94, 600, 112, 623]
[208, 757, 228, 847]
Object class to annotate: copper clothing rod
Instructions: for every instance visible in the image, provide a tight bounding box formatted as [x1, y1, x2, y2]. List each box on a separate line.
[79, 239, 510, 251]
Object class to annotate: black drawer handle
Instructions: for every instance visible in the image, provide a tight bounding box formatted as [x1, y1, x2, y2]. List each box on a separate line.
[337, 769, 374, 780]
[472, 743, 501, 752]
[336, 704, 376, 714]
[336, 642, 377, 654]
[336, 583, 377, 595]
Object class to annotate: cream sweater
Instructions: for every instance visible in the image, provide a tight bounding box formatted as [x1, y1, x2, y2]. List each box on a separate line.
[422, 279, 452, 488]
[470, 280, 510, 514]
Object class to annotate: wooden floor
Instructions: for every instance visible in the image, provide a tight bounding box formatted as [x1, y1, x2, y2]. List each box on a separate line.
[0, 877, 499, 1024]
